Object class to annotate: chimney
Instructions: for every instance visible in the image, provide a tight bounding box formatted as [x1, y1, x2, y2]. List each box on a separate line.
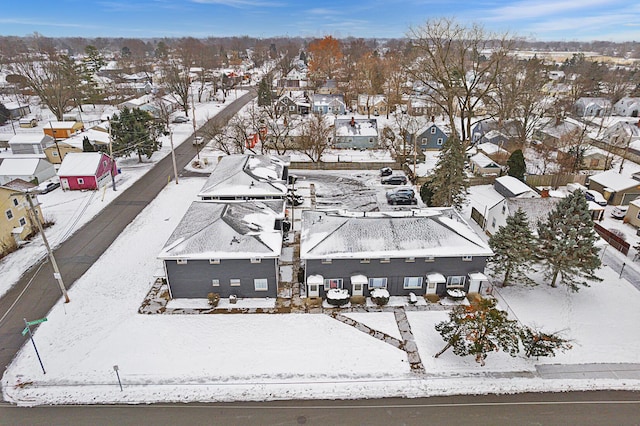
[350, 117, 355, 127]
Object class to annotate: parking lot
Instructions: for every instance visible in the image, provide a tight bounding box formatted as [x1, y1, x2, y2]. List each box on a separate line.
[292, 170, 421, 212]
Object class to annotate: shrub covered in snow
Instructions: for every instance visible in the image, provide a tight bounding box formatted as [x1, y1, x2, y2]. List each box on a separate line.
[370, 288, 390, 306]
[207, 292, 220, 307]
[326, 288, 350, 307]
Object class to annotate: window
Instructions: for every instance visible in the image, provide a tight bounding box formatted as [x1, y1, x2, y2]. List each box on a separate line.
[176, 259, 187, 265]
[380, 258, 391, 263]
[209, 259, 220, 264]
[360, 258, 370, 264]
[405, 257, 415, 263]
[250, 258, 262, 264]
[447, 276, 465, 288]
[425, 256, 435, 262]
[254, 278, 268, 291]
[230, 279, 241, 287]
[437, 138, 443, 145]
[491, 218, 496, 228]
[422, 138, 427, 144]
[103, 161, 107, 167]
[404, 277, 423, 289]
[368, 277, 387, 289]
[5, 210, 13, 220]
[589, 159, 600, 167]
[212, 279, 220, 287]
[52, 151, 59, 157]
[323, 278, 343, 290]
[353, 283, 363, 292]
[77, 178, 85, 185]
[19, 217, 26, 227]
[12, 198, 19, 207]
[430, 127, 436, 134]
[462, 256, 473, 261]
[502, 205, 506, 214]
[309, 284, 318, 293]
[321, 259, 332, 264]
[289, 105, 295, 112]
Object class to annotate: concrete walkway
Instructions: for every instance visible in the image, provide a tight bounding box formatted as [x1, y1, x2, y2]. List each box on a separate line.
[536, 363, 640, 380]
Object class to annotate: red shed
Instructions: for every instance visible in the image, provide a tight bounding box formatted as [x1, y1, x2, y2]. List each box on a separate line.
[57, 152, 117, 191]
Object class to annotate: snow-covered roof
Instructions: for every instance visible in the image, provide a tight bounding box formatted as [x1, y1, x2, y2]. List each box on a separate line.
[588, 170, 640, 192]
[0, 158, 44, 176]
[158, 200, 283, 260]
[0, 178, 36, 192]
[477, 142, 508, 155]
[495, 176, 535, 197]
[62, 129, 110, 150]
[427, 273, 446, 283]
[467, 184, 505, 213]
[335, 118, 378, 137]
[505, 198, 562, 228]
[357, 94, 386, 106]
[300, 208, 493, 260]
[198, 155, 289, 199]
[8, 133, 53, 145]
[57, 152, 106, 176]
[311, 94, 344, 107]
[470, 152, 500, 168]
[47, 121, 81, 130]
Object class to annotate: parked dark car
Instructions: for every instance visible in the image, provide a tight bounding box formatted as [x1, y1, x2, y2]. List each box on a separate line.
[286, 193, 304, 206]
[381, 175, 408, 185]
[380, 167, 393, 177]
[387, 192, 417, 205]
[173, 116, 189, 123]
[39, 181, 60, 194]
[585, 189, 607, 206]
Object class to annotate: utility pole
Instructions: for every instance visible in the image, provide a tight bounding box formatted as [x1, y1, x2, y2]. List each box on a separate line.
[24, 191, 70, 303]
[169, 130, 179, 184]
[107, 118, 117, 191]
[191, 93, 201, 160]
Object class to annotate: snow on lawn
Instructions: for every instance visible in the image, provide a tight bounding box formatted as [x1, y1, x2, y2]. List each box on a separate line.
[344, 312, 402, 340]
[2, 177, 409, 405]
[0, 92, 246, 299]
[497, 266, 640, 365]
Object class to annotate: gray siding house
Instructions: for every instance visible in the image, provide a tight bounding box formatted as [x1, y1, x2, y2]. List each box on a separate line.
[311, 94, 346, 115]
[8, 134, 54, 156]
[158, 200, 285, 298]
[198, 154, 289, 201]
[300, 209, 493, 299]
[333, 117, 378, 149]
[414, 123, 452, 151]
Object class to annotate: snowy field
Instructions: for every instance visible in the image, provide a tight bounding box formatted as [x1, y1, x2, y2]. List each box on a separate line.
[3, 176, 640, 406]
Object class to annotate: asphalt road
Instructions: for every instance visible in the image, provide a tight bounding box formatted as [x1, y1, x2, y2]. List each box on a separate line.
[1, 391, 639, 425]
[0, 90, 256, 383]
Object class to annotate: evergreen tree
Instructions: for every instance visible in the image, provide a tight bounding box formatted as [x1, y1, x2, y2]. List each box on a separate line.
[507, 149, 526, 181]
[257, 76, 273, 107]
[419, 179, 434, 206]
[110, 107, 165, 163]
[488, 208, 536, 286]
[519, 327, 572, 359]
[82, 136, 95, 152]
[0, 103, 9, 126]
[428, 136, 468, 209]
[537, 190, 602, 290]
[434, 298, 520, 366]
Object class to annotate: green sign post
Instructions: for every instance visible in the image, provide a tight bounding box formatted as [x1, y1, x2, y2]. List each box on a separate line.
[22, 317, 47, 374]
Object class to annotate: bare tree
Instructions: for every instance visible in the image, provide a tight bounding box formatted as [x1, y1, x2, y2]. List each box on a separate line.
[298, 113, 332, 162]
[407, 18, 513, 144]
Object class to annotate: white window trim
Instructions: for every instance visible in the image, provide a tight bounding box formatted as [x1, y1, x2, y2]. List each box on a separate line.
[321, 259, 332, 264]
[425, 256, 435, 262]
[254, 278, 268, 291]
[360, 258, 370, 264]
[403, 277, 423, 289]
[405, 257, 415, 263]
[462, 255, 473, 262]
[368, 277, 388, 290]
[176, 259, 187, 265]
[430, 127, 436, 134]
[437, 138, 443, 145]
[18, 217, 26, 227]
[5, 209, 13, 220]
[77, 178, 85, 185]
[380, 258, 391, 263]
[212, 279, 220, 287]
[12, 198, 19, 207]
[209, 259, 220, 264]
[447, 276, 465, 288]
[230, 279, 241, 287]
[250, 258, 262, 264]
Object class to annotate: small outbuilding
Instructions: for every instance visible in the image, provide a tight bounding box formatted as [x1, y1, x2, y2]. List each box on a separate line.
[57, 152, 117, 191]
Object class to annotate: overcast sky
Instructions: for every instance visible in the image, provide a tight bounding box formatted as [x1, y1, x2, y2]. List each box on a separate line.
[2, 0, 639, 41]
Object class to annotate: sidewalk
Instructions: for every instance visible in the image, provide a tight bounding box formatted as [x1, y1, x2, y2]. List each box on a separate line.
[536, 363, 640, 380]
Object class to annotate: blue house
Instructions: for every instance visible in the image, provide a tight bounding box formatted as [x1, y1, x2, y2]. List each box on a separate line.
[311, 94, 346, 115]
[414, 123, 453, 150]
[333, 117, 378, 149]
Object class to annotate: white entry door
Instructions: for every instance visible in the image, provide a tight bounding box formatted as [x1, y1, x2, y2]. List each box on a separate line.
[60, 178, 69, 190]
[308, 284, 319, 298]
[426, 281, 437, 294]
[352, 283, 363, 296]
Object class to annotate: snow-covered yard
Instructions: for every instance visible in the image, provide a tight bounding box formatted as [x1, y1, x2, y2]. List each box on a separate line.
[3, 175, 640, 406]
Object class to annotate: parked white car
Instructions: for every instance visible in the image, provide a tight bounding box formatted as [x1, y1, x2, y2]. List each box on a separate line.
[611, 205, 628, 219]
[585, 189, 607, 206]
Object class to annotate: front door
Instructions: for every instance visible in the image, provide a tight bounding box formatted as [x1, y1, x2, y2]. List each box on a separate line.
[468, 279, 481, 293]
[308, 284, 319, 298]
[426, 281, 437, 295]
[352, 283, 363, 296]
[60, 178, 70, 190]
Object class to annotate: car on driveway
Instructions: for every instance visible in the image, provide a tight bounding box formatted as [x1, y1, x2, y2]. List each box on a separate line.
[388, 187, 415, 198]
[585, 189, 607, 206]
[380, 167, 393, 177]
[611, 205, 628, 219]
[193, 136, 204, 145]
[173, 116, 189, 123]
[381, 175, 407, 185]
[39, 181, 60, 194]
